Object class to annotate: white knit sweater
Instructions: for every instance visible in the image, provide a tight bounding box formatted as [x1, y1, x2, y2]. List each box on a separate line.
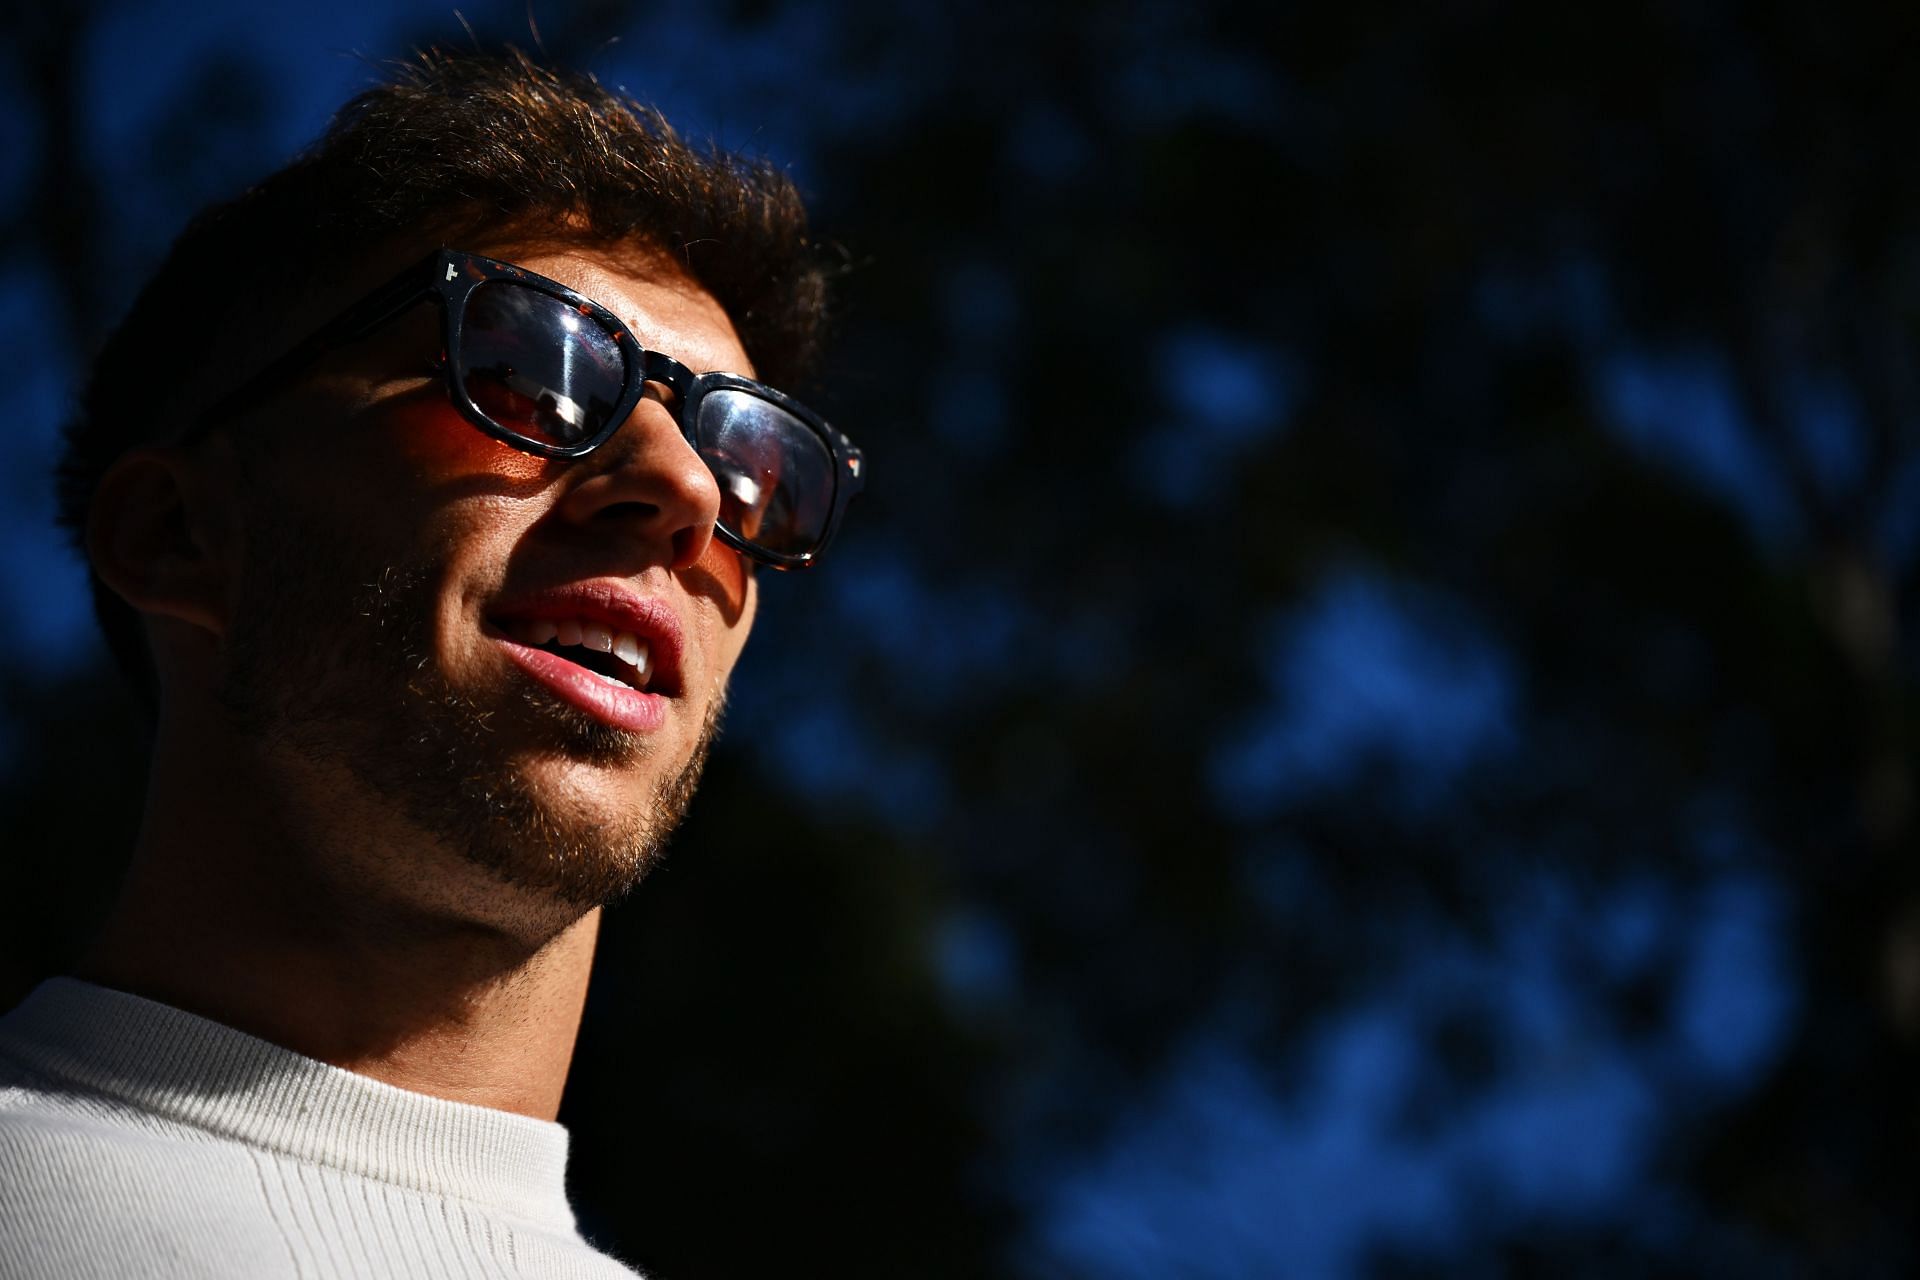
[0, 979, 644, 1279]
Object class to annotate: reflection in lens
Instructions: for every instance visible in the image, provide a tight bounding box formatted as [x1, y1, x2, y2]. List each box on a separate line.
[461, 283, 626, 447]
[694, 389, 834, 556]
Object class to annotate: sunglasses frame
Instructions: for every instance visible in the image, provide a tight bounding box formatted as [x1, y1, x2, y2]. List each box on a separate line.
[187, 248, 864, 570]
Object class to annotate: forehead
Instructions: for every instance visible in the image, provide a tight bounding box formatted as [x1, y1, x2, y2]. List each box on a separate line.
[468, 239, 756, 379]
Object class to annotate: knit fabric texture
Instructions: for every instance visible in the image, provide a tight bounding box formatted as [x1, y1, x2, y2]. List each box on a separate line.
[0, 978, 643, 1279]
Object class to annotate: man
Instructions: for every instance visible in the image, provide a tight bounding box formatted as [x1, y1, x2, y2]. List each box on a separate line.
[0, 48, 860, 1279]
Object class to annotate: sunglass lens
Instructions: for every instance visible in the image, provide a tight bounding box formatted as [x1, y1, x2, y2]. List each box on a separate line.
[694, 389, 836, 558]
[460, 282, 626, 448]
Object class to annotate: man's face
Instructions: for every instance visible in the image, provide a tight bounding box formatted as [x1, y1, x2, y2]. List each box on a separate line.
[215, 241, 758, 919]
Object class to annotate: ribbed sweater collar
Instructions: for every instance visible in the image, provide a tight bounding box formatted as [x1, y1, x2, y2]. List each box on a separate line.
[0, 977, 578, 1232]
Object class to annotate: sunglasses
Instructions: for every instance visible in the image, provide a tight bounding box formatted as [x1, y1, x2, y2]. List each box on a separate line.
[187, 248, 864, 569]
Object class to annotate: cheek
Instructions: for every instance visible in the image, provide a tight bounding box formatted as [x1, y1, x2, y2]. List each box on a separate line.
[390, 400, 552, 483]
[694, 539, 752, 620]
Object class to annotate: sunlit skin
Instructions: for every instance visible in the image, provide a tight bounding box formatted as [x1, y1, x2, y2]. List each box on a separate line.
[384, 389, 753, 621]
[80, 240, 758, 1120]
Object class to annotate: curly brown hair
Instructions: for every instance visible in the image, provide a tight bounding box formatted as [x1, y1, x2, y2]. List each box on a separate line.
[57, 47, 834, 701]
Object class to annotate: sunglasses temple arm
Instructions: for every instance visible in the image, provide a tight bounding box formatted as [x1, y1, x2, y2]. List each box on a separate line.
[314, 267, 439, 347]
[177, 261, 438, 444]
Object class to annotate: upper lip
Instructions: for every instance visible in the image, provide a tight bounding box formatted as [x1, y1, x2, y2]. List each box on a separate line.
[488, 580, 686, 695]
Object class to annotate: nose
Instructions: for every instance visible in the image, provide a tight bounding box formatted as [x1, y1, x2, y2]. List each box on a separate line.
[552, 398, 721, 570]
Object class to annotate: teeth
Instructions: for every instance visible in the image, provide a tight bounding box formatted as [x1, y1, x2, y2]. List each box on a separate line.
[613, 631, 650, 683]
[516, 617, 656, 690]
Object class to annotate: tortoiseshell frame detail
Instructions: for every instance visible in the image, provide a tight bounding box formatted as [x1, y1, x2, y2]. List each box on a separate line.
[186, 248, 864, 569]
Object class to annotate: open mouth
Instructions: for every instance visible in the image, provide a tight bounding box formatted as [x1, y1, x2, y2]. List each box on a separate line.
[485, 586, 686, 734]
[507, 618, 654, 690]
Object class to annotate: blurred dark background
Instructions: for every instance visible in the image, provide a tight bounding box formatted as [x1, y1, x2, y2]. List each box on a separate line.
[6, 1, 1920, 1275]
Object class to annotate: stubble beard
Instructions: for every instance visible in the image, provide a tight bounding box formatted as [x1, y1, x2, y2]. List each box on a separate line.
[218, 514, 722, 915]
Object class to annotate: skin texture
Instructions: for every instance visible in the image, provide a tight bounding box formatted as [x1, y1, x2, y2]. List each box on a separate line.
[79, 241, 758, 1120]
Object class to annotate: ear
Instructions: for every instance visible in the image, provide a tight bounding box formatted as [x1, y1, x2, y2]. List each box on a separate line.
[87, 447, 239, 639]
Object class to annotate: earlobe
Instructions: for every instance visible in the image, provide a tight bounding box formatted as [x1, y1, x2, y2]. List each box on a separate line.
[88, 448, 237, 638]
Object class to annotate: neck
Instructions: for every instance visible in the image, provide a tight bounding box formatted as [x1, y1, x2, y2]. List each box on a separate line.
[79, 720, 601, 1122]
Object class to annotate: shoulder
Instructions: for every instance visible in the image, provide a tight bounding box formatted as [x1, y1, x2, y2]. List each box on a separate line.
[0, 1090, 297, 1279]
[0, 1094, 648, 1280]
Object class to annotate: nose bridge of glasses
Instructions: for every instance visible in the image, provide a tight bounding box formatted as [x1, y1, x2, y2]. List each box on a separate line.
[636, 348, 696, 409]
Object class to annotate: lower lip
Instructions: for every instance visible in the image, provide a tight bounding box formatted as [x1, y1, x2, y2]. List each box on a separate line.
[494, 635, 669, 733]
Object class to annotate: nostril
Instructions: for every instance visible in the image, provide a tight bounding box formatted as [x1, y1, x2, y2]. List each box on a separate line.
[592, 500, 659, 524]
